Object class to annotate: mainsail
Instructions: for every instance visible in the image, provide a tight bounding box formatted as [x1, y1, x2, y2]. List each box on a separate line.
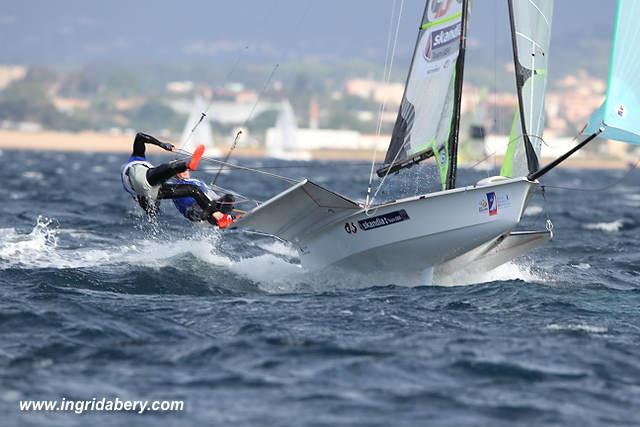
[584, 0, 640, 144]
[501, 0, 554, 178]
[378, 0, 470, 190]
[267, 99, 299, 154]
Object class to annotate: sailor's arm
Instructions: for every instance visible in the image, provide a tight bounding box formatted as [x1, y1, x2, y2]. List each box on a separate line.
[132, 132, 175, 157]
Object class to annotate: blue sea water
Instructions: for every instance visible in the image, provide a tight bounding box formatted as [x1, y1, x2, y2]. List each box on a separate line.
[0, 149, 639, 426]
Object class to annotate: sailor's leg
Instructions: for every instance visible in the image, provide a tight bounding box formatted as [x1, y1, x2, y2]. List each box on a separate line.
[158, 183, 217, 224]
[157, 184, 211, 208]
[146, 145, 205, 186]
[146, 160, 190, 186]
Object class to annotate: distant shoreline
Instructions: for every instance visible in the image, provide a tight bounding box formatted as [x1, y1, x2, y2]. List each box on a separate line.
[0, 130, 631, 170]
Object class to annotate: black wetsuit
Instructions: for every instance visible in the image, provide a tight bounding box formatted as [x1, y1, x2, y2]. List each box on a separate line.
[123, 132, 230, 223]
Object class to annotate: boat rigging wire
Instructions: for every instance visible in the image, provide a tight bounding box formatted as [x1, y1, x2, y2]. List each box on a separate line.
[179, 0, 312, 155]
[173, 147, 298, 184]
[366, 0, 405, 212]
[539, 158, 640, 193]
[211, 63, 280, 186]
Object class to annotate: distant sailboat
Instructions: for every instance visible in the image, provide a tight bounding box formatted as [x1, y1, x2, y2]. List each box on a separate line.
[180, 96, 220, 156]
[265, 100, 311, 161]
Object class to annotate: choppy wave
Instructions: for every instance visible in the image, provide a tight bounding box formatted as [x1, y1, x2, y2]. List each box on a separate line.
[2, 151, 640, 426]
[0, 216, 232, 271]
[524, 205, 543, 216]
[583, 219, 629, 232]
[545, 323, 609, 334]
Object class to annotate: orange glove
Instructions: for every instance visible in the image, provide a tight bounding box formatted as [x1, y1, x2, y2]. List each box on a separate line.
[216, 213, 234, 229]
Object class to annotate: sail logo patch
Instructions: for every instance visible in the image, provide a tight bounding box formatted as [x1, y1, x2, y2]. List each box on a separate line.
[424, 22, 461, 62]
[358, 210, 410, 231]
[617, 104, 626, 118]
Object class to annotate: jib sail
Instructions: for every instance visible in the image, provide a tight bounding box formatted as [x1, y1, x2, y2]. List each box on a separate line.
[501, 0, 554, 178]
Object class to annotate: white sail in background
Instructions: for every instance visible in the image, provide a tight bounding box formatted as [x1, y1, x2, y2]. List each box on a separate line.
[180, 96, 216, 154]
[266, 100, 310, 160]
[501, 0, 554, 178]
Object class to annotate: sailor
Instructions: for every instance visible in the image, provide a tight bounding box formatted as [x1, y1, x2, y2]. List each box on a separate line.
[121, 132, 234, 228]
[169, 169, 235, 229]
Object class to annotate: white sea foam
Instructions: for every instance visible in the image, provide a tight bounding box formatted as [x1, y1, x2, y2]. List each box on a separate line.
[545, 323, 608, 334]
[0, 217, 59, 267]
[21, 171, 44, 181]
[436, 260, 545, 287]
[524, 205, 543, 216]
[0, 217, 232, 270]
[584, 219, 627, 232]
[258, 241, 299, 258]
[571, 263, 591, 270]
[230, 254, 306, 293]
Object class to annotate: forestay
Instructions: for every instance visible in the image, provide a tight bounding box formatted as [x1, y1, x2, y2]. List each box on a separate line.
[378, 0, 468, 189]
[585, 0, 640, 144]
[501, 0, 554, 178]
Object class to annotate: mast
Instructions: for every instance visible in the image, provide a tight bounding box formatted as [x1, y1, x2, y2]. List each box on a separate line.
[445, 0, 470, 190]
[507, 0, 541, 174]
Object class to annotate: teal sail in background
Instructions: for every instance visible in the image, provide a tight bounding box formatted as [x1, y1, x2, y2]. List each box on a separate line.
[585, 0, 640, 144]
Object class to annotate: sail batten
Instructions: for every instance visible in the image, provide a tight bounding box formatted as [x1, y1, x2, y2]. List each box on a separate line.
[378, 0, 470, 190]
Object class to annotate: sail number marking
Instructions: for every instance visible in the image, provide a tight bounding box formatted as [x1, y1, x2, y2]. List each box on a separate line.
[344, 222, 358, 234]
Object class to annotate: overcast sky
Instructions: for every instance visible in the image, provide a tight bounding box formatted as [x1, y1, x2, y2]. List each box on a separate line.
[0, 0, 614, 68]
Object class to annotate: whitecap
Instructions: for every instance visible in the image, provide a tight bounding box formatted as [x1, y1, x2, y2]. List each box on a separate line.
[258, 241, 298, 258]
[524, 205, 543, 216]
[545, 323, 608, 334]
[583, 220, 626, 232]
[21, 171, 44, 181]
[435, 260, 546, 287]
[571, 263, 591, 270]
[0, 218, 232, 270]
[0, 217, 60, 267]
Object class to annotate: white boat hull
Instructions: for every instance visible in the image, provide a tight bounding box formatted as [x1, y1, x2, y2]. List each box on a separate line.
[298, 178, 536, 272]
[235, 177, 541, 275]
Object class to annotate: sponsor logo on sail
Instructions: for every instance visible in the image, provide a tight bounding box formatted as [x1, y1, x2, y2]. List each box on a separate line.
[358, 210, 410, 231]
[424, 22, 462, 62]
[428, 0, 454, 21]
[617, 104, 626, 118]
